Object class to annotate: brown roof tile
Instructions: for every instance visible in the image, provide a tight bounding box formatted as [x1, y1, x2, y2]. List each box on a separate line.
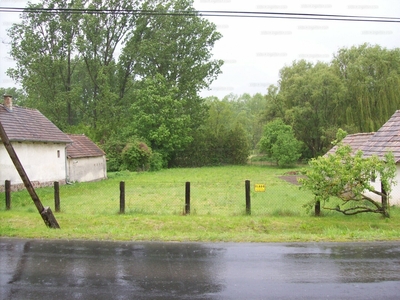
[0, 104, 71, 143]
[326, 132, 375, 155]
[360, 110, 400, 163]
[66, 134, 105, 158]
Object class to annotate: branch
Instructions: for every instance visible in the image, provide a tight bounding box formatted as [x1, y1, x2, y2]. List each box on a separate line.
[337, 191, 382, 210]
[323, 205, 384, 215]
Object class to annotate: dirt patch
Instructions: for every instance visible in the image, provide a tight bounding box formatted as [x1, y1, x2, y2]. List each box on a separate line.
[278, 175, 306, 186]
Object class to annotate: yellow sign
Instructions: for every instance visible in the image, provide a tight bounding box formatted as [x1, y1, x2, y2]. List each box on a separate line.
[255, 184, 266, 192]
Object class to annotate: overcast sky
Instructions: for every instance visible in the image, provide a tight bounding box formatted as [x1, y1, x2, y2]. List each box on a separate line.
[1, 0, 399, 98]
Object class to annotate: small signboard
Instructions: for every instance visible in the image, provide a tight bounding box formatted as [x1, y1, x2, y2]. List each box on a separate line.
[255, 183, 266, 192]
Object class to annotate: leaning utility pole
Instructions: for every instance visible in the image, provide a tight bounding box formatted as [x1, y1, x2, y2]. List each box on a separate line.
[0, 120, 60, 229]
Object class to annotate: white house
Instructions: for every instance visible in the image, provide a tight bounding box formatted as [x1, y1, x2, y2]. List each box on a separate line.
[359, 110, 400, 206]
[0, 95, 72, 191]
[66, 134, 107, 183]
[327, 110, 400, 206]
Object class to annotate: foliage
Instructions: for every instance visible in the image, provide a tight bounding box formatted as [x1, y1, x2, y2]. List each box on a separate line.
[0, 87, 26, 105]
[121, 140, 152, 172]
[224, 123, 250, 164]
[332, 44, 400, 132]
[149, 152, 164, 172]
[263, 44, 400, 159]
[300, 141, 397, 217]
[175, 97, 252, 167]
[173, 122, 250, 167]
[7, 0, 223, 166]
[101, 137, 126, 172]
[101, 136, 152, 172]
[278, 61, 346, 158]
[129, 74, 192, 166]
[259, 119, 302, 167]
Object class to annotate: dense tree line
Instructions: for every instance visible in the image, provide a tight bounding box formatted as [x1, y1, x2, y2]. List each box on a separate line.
[263, 44, 400, 159]
[6, 0, 228, 169]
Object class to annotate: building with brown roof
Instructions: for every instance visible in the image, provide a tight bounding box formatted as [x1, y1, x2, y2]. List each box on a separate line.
[0, 95, 72, 191]
[66, 134, 107, 182]
[326, 110, 400, 205]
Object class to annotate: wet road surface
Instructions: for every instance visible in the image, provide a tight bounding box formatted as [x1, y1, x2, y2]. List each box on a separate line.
[1, 238, 400, 299]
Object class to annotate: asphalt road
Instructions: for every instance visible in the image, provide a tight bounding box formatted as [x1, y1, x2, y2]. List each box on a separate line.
[1, 238, 400, 299]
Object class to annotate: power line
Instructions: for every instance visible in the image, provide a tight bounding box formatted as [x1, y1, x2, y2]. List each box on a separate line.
[0, 7, 399, 23]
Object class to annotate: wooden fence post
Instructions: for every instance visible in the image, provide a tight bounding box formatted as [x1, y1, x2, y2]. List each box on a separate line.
[245, 180, 251, 215]
[315, 200, 321, 217]
[185, 182, 190, 215]
[5, 180, 11, 210]
[120, 181, 125, 214]
[54, 181, 60, 212]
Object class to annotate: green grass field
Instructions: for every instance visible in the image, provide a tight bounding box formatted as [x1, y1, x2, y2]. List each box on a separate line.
[1, 165, 400, 242]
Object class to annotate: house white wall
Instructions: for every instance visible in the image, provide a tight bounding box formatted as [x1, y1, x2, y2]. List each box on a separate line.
[365, 164, 400, 206]
[0, 142, 67, 188]
[67, 156, 107, 183]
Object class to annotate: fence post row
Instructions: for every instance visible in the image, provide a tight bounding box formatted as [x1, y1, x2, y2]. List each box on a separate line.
[5, 180, 11, 210]
[4, 180, 271, 216]
[185, 182, 191, 215]
[120, 181, 125, 214]
[245, 180, 251, 215]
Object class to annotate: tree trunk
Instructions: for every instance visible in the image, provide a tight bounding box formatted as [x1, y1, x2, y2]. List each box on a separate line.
[315, 200, 321, 217]
[381, 182, 390, 218]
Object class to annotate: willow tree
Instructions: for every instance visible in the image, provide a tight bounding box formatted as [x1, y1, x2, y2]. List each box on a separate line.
[332, 44, 400, 132]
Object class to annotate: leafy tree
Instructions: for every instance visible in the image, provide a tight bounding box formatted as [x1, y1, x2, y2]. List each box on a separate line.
[300, 140, 396, 218]
[119, 0, 223, 131]
[128, 74, 192, 166]
[278, 61, 345, 158]
[259, 119, 302, 166]
[7, 0, 223, 163]
[76, 0, 138, 137]
[7, 0, 83, 129]
[224, 123, 250, 164]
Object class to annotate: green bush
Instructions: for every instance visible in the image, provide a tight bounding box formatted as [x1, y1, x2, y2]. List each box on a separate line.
[121, 140, 152, 171]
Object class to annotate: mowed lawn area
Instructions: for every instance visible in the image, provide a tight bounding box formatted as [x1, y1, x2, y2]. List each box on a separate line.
[1, 165, 400, 242]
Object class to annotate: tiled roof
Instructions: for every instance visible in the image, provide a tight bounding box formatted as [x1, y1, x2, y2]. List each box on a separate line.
[0, 104, 71, 143]
[326, 133, 375, 155]
[66, 134, 105, 158]
[360, 110, 400, 163]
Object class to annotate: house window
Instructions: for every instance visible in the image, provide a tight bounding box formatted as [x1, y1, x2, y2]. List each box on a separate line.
[57, 150, 60, 158]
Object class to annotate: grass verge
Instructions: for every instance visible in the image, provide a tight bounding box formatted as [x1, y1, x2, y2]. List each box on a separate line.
[1, 210, 400, 243]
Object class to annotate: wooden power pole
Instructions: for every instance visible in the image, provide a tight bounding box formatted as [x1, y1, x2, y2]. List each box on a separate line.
[0, 120, 60, 229]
